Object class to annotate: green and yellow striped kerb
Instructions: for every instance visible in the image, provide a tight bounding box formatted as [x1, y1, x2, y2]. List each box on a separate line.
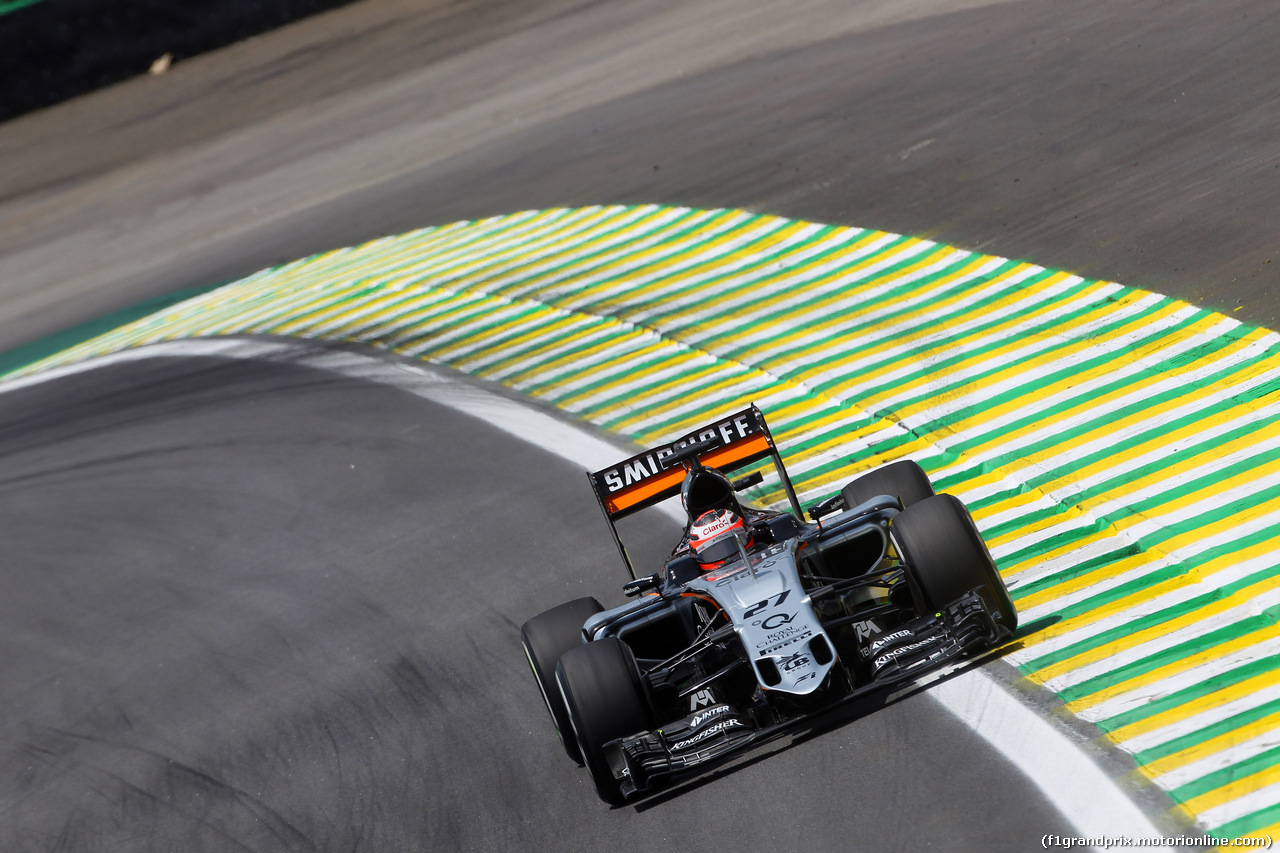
[9, 204, 1280, 840]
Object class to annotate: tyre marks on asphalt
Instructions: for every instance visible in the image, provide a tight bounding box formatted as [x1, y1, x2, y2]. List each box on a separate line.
[8, 204, 1280, 839]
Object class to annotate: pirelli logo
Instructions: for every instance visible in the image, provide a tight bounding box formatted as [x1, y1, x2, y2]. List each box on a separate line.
[590, 407, 774, 518]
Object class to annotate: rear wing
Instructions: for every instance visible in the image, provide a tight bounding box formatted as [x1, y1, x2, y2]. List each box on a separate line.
[587, 405, 804, 578]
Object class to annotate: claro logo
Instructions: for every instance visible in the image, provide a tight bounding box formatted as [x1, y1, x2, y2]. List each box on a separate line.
[695, 514, 735, 537]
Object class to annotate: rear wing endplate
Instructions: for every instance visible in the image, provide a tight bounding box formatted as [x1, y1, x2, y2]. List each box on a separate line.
[587, 405, 804, 578]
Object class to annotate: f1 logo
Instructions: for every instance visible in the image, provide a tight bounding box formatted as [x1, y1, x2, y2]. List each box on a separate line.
[689, 689, 715, 711]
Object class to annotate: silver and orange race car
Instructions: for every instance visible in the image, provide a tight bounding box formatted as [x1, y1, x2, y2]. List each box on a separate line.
[521, 405, 1017, 805]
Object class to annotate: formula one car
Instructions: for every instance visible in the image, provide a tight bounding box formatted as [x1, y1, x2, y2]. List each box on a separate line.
[521, 405, 1016, 805]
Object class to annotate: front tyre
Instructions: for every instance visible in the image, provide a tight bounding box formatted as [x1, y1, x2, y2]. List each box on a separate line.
[841, 459, 935, 510]
[893, 494, 1018, 635]
[520, 597, 603, 764]
[556, 637, 652, 806]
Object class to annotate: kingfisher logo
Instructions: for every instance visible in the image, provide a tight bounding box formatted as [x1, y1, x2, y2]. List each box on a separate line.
[873, 638, 937, 669]
[671, 719, 746, 752]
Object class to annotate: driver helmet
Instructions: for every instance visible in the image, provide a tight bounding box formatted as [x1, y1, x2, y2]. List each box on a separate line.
[688, 508, 751, 569]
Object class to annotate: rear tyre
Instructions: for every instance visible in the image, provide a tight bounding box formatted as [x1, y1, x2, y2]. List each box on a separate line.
[893, 494, 1018, 634]
[520, 597, 603, 764]
[556, 637, 652, 806]
[841, 459, 935, 511]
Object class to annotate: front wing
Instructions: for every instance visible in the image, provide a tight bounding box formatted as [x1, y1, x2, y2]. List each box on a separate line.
[606, 588, 1004, 799]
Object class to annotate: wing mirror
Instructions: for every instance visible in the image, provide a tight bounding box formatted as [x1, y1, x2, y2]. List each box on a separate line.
[622, 573, 660, 597]
[807, 494, 846, 521]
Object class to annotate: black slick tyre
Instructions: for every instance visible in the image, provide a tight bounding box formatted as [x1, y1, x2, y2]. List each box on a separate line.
[520, 597, 603, 764]
[893, 494, 1018, 634]
[555, 637, 652, 806]
[841, 459, 935, 510]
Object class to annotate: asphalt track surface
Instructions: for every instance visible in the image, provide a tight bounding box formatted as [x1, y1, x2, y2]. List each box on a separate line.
[0, 352, 1074, 850]
[2, 0, 1279, 849]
